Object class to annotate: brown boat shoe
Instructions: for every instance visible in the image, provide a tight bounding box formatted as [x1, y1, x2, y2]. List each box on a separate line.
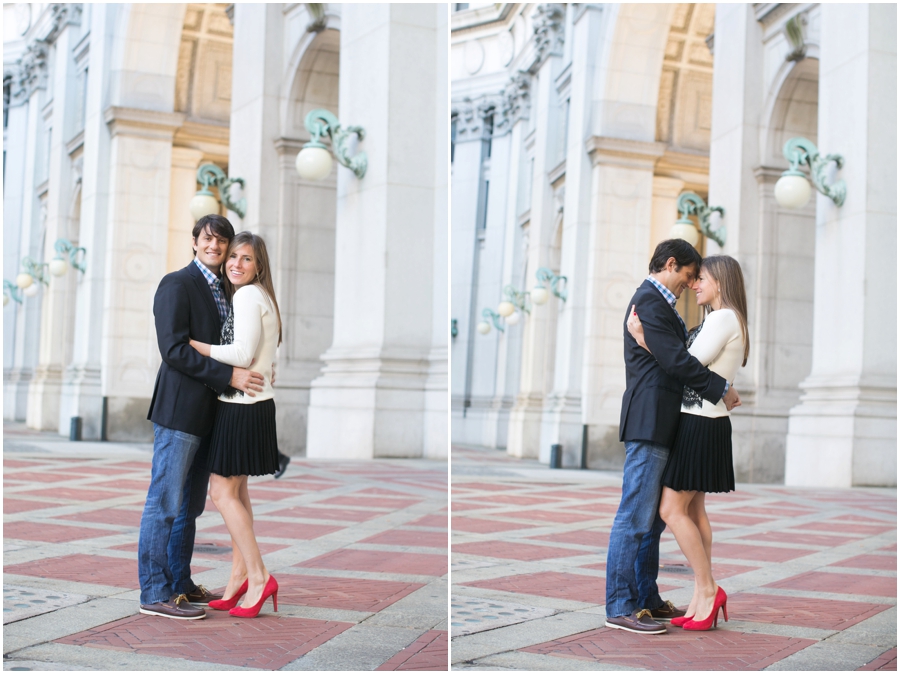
[605, 609, 667, 634]
[649, 600, 687, 622]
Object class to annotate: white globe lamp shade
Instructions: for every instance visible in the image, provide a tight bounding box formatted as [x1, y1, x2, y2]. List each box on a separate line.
[476, 321, 491, 335]
[296, 146, 333, 181]
[3, 293, 9, 307]
[531, 286, 549, 305]
[23, 283, 39, 297]
[670, 221, 700, 247]
[505, 311, 520, 325]
[16, 273, 33, 289]
[190, 192, 220, 221]
[50, 257, 68, 277]
[774, 172, 812, 209]
[497, 301, 515, 317]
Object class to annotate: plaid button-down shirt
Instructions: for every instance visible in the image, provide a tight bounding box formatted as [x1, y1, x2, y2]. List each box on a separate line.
[194, 258, 230, 327]
[645, 275, 729, 397]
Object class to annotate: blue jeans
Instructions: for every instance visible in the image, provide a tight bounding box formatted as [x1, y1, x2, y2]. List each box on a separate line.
[605, 440, 669, 618]
[137, 424, 210, 604]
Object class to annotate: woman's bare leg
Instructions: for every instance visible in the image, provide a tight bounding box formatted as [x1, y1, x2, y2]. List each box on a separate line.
[209, 474, 269, 608]
[219, 477, 253, 599]
[659, 487, 717, 621]
[680, 492, 712, 617]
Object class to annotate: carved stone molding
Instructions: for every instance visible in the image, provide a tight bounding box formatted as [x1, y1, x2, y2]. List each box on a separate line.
[9, 40, 49, 106]
[585, 136, 667, 170]
[498, 71, 531, 131]
[47, 3, 83, 43]
[531, 3, 565, 70]
[452, 97, 498, 142]
[103, 106, 186, 141]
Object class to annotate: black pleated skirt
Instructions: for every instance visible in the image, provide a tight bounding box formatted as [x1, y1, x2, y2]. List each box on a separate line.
[662, 413, 735, 493]
[208, 399, 279, 478]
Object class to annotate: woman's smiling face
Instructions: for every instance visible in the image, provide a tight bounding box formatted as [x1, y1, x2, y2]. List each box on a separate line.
[225, 243, 257, 287]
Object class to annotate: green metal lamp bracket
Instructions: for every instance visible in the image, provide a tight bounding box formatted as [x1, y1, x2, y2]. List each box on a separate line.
[197, 164, 247, 219]
[304, 109, 367, 179]
[535, 267, 568, 301]
[503, 285, 531, 314]
[482, 308, 504, 333]
[783, 137, 846, 207]
[677, 192, 726, 247]
[54, 238, 87, 273]
[4, 280, 23, 304]
[21, 257, 49, 286]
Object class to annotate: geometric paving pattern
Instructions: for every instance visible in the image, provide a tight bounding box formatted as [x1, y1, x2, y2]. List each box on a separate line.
[3, 426, 447, 671]
[56, 611, 354, 670]
[520, 627, 817, 670]
[451, 444, 897, 671]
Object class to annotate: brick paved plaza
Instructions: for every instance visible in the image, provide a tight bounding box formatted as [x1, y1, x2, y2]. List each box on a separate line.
[3, 423, 448, 671]
[451, 445, 896, 671]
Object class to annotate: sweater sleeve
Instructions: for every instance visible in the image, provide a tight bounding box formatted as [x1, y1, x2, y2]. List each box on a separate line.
[689, 309, 740, 368]
[209, 286, 265, 368]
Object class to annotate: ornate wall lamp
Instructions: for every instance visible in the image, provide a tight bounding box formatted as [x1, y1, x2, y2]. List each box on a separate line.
[774, 137, 846, 209]
[49, 238, 87, 277]
[670, 192, 726, 247]
[3, 280, 23, 306]
[16, 257, 49, 297]
[295, 109, 367, 181]
[477, 308, 505, 335]
[190, 164, 247, 221]
[531, 267, 567, 304]
[497, 285, 530, 326]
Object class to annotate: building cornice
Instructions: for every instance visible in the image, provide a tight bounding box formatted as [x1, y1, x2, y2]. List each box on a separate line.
[103, 106, 186, 141]
[585, 136, 667, 170]
[451, 3, 518, 35]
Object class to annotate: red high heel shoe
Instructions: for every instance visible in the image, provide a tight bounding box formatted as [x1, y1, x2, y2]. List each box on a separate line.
[671, 615, 694, 627]
[682, 587, 728, 631]
[208, 579, 249, 611]
[229, 575, 278, 618]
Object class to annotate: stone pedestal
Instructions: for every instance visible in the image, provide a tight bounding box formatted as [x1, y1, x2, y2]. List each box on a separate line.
[785, 3, 897, 487]
[307, 6, 440, 459]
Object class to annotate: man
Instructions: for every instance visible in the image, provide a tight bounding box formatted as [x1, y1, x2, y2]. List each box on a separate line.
[138, 214, 265, 620]
[605, 239, 740, 635]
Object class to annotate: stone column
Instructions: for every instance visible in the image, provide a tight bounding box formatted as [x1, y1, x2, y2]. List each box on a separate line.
[167, 147, 204, 273]
[581, 137, 665, 468]
[100, 106, 184, 440]
[59, 5, 116, 440]
[28, 12, 82, 431]
[785, 4, 897, 487]
[507, 5, 566, 459]
[450, 101, 490, 444]
[538, 4, 603, 466]
[306, 5, 440, 459]
[4, 41, 49, 422]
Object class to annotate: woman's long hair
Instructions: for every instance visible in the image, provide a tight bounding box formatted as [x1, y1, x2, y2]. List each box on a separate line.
[700, 255, 750, 367]
[222, 232, 283, 346]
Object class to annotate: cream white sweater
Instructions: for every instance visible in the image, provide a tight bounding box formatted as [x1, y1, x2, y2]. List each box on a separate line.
[683, 308, 745, 418]
[210, 284, 278, 404]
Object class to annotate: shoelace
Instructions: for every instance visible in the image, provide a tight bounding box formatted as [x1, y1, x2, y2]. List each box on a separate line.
[193, 585, 209, 597]
[635, 609, 653, 620]
[173, 593, 189, 606]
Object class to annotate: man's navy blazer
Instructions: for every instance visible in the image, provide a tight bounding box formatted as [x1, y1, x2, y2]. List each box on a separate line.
[147, 261, 233, 437]
[619, 279, 727, 448]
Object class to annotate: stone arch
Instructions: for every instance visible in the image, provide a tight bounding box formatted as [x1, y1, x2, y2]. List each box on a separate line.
[282, 26, 341, 140]
[761, 56, 819, 167]
[594, 3, 675, 141]
[110, 4, 187, 112]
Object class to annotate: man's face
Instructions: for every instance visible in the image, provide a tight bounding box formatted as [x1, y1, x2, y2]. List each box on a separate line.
[193, 226, 230, 272]
[664, 260, 697, 299]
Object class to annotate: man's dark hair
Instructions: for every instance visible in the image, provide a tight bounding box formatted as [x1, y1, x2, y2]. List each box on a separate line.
[192, 214, 235, 248]
[648, 238, 702, 274]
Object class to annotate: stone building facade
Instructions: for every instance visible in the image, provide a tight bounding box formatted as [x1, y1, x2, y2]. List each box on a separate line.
[450, 3, 895, 487]
[4, 3, 448, 460]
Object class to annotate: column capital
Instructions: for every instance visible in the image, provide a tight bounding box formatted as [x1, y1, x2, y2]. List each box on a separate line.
[585, 136, 667, 170]
[103, 106, 186, 141]
[530, 4, 566, 70]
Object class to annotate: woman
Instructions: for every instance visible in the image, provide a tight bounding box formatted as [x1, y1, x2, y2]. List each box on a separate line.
[627, 255, 749, 631]
[189, 231, 283, 618]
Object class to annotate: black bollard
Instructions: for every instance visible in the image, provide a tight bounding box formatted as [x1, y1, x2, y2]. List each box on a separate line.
[550, 444, 562, 469]
[69, 416, 83, 441]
